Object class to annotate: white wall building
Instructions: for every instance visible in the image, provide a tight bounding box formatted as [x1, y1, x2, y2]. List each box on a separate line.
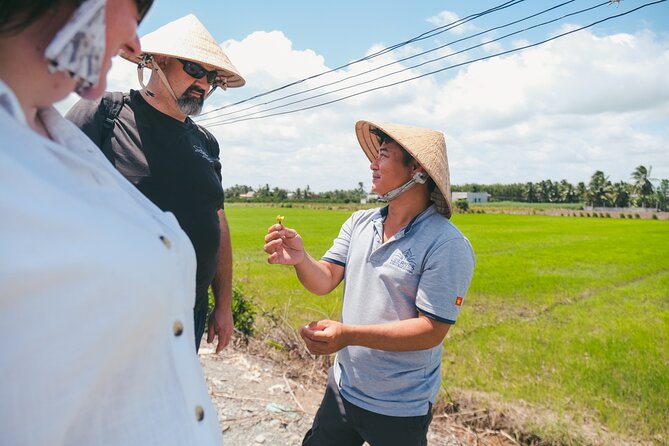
[452, 191, 490, 203]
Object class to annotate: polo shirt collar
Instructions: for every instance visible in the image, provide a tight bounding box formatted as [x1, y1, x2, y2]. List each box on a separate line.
[405, 204, 437, 234]
[372, 204, 437, 242]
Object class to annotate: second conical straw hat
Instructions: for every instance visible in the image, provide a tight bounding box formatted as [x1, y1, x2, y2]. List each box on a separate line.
[122, 14, 245, 88]
[355, 120, 452, 218]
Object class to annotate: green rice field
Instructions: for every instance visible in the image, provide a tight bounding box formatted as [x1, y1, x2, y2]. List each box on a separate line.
[225, 205, 669, 442]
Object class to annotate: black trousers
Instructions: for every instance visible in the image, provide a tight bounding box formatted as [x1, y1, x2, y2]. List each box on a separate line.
[303, 368, 433, 446]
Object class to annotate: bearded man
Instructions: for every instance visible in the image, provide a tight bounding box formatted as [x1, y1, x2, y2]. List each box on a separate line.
[67, 14, 244, 353]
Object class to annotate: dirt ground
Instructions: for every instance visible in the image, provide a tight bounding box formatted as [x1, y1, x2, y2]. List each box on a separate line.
[198, 341, 518, 446]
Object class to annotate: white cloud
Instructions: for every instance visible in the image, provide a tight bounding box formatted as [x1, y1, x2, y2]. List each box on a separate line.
[427, 11, 477, 36]
[222, 31, 327, 90]
[56, 26, 669, 192]
[213, 27, 669, 189]
[427, 28, 669, 184]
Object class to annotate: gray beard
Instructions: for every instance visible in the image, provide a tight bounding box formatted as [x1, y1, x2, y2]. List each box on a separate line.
[176, 89, 204, 116]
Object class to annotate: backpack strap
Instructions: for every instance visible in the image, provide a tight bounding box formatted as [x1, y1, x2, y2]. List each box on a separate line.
[99, 91, 128, 160]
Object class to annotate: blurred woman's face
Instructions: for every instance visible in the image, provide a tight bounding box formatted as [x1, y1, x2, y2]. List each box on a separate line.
[80, 0, 141, 99]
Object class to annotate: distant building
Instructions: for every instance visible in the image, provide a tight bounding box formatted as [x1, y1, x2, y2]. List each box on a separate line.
[452, 191, 490, 203]
[239, 191, 255, 199]
[361, 193, 379, 204]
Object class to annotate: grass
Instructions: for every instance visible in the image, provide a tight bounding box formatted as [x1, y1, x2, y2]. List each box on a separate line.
[225, 205, 669, 443]
[227, 205, 350, 323]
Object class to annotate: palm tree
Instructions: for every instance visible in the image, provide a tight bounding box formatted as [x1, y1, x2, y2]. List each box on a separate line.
[523, 182, 538, 203]
[656, 179, 669, 212]
[576, 182, 587, 203]
[612, 181, 631, 208]
[631, 165, 655, 208]
[587, 171, 613, 207]
[558, 179, 578, 203]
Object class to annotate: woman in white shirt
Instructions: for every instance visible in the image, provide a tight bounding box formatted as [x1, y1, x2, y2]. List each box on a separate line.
[0, 1, 224, 444]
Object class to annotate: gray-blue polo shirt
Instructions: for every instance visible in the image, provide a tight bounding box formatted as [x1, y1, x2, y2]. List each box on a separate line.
[322, 204, 475, 417]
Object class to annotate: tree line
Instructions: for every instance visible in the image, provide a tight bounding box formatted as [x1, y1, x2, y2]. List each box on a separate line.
[452, 165, 668, 210]
[225, 165, 668, 211]
[225, 182, 368, 204]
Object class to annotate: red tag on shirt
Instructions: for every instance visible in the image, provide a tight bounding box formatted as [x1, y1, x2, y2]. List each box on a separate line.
[455, 296, 463, 306]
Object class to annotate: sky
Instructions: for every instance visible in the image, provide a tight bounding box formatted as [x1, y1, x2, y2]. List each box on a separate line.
[57, 0, 669, 193]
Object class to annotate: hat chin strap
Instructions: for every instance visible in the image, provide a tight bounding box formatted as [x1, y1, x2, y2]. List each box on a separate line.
[137, 54, 226, 104]
[137, 54, 178, 101]
[205, 86, 217, 99]
[378, 172, 428, 202]
[205, 75, 229, 99]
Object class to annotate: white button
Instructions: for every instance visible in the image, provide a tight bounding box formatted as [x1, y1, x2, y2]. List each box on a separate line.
[159, 235, 171, 249]
[195, 405, 205, 421]
[173, 321, 184, 336]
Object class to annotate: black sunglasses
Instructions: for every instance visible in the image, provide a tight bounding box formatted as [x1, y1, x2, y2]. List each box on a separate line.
[135, 0, 154, 24]
[177, 59, 218, 85]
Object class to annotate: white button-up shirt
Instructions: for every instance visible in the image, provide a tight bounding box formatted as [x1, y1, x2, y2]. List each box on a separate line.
[0, 80, 223, 445]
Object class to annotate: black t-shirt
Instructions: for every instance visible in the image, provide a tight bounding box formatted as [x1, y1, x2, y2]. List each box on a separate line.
[66, 90, 224, 308]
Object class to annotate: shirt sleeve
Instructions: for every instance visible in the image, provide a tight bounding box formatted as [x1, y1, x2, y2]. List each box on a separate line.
[321, 212, 356, 267]
[415, 237, 476, 324]
[213, 141, 224, 210]
[198, 125, 224, 210]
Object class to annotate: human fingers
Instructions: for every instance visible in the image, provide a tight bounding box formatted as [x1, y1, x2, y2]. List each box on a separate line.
[264, 227, 284, 243]
[300, 325, 326, 343]
[300, 322, 326, 337]
[263, 237, 283, 254]
[299, 324, 315, 338]
[266, 223, 284, 234]
[300, 333, 328, 355]
[207, 322, 215, 344]
[215, 326, 232, 353]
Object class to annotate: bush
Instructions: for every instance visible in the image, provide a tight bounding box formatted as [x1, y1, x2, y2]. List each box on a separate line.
[208, 285, 256, 337]
[455, 199, 469, 213]
[652, 213, 658, 220]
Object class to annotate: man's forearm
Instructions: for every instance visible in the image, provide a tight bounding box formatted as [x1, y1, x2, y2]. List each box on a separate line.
[300, 315, 452, 356]
[294, 254, 342, 296]
[344, 315, 451, 351]
[212, 209, 233, 307]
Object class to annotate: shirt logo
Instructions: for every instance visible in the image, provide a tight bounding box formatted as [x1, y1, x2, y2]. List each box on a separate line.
[455, 296, 463, 306]
[193, 145, 215, 162]
[388, 248, 417, 273]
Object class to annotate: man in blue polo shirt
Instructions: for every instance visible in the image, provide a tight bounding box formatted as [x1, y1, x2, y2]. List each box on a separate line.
[264, 120, 475, 446]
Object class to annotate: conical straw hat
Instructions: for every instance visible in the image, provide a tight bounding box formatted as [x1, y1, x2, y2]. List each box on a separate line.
[121, 14, 245, 88]
[355, 120, 452, 219]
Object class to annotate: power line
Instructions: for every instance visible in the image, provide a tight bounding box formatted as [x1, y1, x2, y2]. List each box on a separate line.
[199, 1, 607, 126]
[202, 0, 666, 127]
[197, 0, 597, 125]
[196, 0, 528, 118]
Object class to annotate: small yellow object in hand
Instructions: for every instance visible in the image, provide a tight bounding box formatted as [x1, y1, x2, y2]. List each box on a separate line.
[276, 215, 285, 225]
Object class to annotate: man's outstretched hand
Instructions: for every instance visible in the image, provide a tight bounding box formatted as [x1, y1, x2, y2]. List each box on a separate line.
[299, 320, 348, 355]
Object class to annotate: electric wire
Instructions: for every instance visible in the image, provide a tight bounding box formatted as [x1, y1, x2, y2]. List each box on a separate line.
[196, 0, 528, 117]
[197, 0, 599, 125]
[203, 0, 665, 127]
